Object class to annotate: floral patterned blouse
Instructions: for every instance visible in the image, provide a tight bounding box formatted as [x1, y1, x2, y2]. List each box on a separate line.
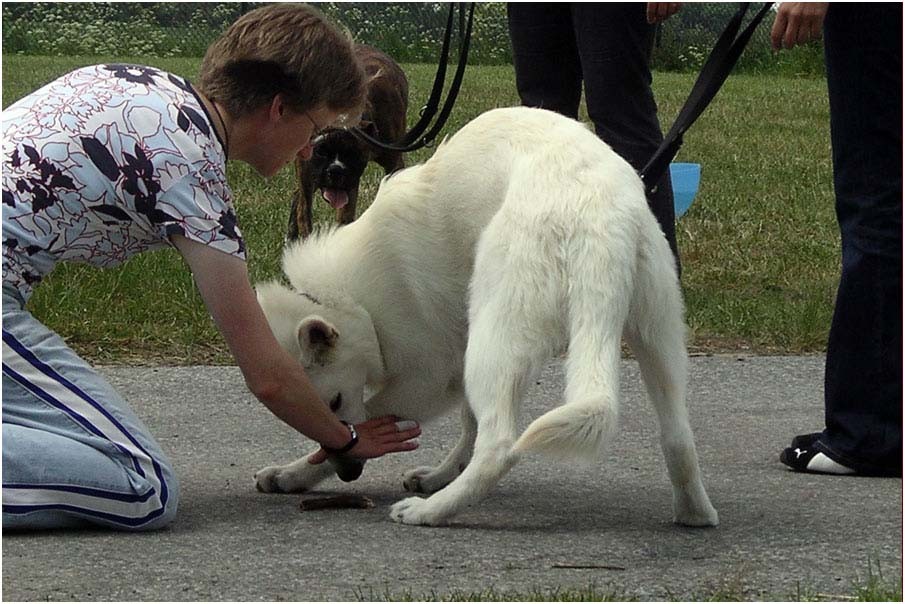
[2, 64, 245, 304]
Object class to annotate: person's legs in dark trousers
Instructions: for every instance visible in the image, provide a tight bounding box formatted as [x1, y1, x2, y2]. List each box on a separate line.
[507, 3, 583, 119]
[570, 3, 679, 270]
[507, 3, 679, 271]
[813, 3, 902, 476]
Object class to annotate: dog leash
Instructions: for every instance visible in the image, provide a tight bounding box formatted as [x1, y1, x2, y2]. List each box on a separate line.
[351, 2, 475, 153]
[640, 2, 774, 193]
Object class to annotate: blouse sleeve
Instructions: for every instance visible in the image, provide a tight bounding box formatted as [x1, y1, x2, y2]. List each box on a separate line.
[148, 106, 246, 261]
[153, 161, 246, 260]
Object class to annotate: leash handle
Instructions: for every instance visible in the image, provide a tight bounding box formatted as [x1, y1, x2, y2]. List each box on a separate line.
[641, 2, 774, 192]
[352, 3, 475, 153]
[404, 2, 474, 149]
[397, 3, 455, 147]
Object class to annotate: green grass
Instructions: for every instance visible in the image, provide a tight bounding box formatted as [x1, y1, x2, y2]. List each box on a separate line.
[2, 56, 837, 363]
[354, 561, 903, 601]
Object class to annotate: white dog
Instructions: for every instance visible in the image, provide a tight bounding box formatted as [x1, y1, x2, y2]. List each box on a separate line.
[254, 106, 718, 528]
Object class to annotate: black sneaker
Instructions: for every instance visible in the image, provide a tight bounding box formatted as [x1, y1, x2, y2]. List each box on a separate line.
[780, 442, 822, 472]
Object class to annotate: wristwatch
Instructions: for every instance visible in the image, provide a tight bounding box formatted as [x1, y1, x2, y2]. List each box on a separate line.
[322, 421, 359, 455]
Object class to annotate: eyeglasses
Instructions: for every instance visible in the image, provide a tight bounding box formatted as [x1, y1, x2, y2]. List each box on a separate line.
[304, 112, 326, 145]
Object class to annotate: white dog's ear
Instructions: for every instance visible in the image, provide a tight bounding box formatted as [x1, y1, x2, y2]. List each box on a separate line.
[297, 316, 339, 366]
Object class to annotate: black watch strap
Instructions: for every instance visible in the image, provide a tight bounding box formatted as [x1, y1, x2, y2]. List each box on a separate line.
[323, 421, 359, 455]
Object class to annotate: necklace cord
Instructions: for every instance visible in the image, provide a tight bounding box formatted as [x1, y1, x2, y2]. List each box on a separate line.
[210, 100, 230, 159]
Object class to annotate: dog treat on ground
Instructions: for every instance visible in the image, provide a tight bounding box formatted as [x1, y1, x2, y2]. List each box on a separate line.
[299, 494, 375, 511]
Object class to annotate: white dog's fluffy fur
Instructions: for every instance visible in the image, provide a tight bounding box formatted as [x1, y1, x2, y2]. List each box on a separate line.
[254, 107, 718, 527]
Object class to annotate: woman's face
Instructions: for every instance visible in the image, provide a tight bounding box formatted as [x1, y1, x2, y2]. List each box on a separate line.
[253, 104, 341, 178]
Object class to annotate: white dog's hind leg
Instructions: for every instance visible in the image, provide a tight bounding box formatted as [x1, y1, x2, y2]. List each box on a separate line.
[403, 401, 477, 494]
[391, 224, 557, 526]
[254, 450, 336, 493]
[511, 219, 635, 462]
[625, 239, 718, 527]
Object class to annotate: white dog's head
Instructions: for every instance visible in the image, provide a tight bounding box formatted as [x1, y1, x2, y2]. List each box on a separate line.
[255, 281, 384, 428]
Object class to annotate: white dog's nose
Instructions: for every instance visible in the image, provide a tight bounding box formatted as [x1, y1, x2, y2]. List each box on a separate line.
[329, 456, 365, 482]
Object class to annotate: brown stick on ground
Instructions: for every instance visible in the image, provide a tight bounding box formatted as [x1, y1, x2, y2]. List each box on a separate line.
[298, 494, 375, 511]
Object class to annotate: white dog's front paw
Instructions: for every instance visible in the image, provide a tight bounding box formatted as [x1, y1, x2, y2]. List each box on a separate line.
[254, 462, 321, 494]
[389, 496, 449, 526]
[402, 465, 459, 494]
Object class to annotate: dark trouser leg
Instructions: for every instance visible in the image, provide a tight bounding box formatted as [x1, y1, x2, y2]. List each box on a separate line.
[817, 3, 902, 476]
[570, 3, 679, 271]
[507, 3, 582, 118]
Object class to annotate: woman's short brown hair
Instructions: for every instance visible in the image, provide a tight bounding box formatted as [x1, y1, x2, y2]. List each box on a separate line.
[197, 3, 366, 121]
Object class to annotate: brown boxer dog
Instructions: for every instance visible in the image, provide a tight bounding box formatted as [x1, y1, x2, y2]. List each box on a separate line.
[288, 45, 408, 240]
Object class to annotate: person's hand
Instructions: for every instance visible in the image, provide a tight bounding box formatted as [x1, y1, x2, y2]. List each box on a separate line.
[307, 415, 421, 464]
[770, 3, 829, 51]
[646, 3, 681, 24]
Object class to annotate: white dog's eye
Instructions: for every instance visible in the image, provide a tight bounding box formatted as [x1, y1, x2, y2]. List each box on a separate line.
[329, 393, 343, 412]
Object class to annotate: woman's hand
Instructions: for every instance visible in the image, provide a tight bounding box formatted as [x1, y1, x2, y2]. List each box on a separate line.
[646, 3, 681, 25]
[307, 416, 421, 464]
[770, 3, 829, 51]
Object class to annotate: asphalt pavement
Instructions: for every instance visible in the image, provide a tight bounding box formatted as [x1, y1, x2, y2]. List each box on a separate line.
[2, 355, 902, 601]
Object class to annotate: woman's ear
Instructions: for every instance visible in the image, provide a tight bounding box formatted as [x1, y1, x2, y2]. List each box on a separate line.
[269, 94, 287, 122]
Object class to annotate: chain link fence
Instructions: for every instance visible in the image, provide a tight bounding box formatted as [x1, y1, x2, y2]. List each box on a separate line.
[2, 2, 823, 74]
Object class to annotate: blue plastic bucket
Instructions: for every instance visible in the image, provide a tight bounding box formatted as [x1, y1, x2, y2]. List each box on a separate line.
[669, 162, 701, 218]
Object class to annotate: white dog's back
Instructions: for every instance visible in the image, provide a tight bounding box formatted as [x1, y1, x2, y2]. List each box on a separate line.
[367, 108, 675, 459]
[281, 106, 657, 369]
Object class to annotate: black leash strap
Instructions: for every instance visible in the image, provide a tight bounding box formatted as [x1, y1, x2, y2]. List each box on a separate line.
[351, 2, 475, 153]
[640, 2, 773, 193]
[397, 3, 457, 147]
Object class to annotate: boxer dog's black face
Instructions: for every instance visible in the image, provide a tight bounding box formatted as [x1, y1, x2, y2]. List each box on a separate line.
[306, 126, 376, 213]
[288, 44, 408, 240]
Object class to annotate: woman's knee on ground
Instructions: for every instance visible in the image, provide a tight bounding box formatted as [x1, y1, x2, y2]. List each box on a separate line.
[2, 422, 180, 531]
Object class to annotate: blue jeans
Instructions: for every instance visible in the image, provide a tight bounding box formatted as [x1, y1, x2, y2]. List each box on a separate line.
[816, 3, 902, 476]
[2, 286, 179, 529]
[507, 2, 679, 270]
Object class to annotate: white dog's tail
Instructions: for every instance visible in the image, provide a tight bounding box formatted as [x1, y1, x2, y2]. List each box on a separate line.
[511, 395, 618, 462]
[511, 333, 622, 461]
